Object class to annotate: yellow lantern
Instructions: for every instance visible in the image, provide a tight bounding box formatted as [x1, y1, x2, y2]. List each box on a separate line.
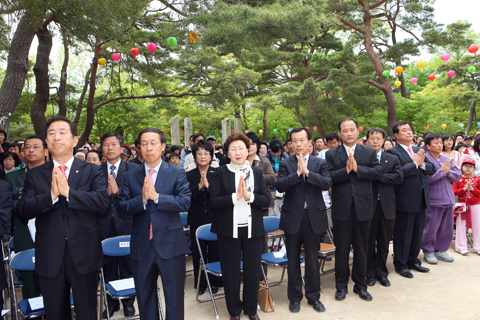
[417, 61, 426, 70]
[395, 66, 404, 76]
[194, 130, 199, 134]
[395, 81, 401, 88]
[441, 124, 447, 130]
[97, 58, 106, 67]
[259, 129, 263, 134]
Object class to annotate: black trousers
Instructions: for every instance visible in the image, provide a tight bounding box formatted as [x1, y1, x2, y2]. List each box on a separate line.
[393, 200, 426, 270]
[285, 209, 321, 303]
[38, 245, 98, 320]
[104, 221, 134, 309]
[190, 224, 221, 291]
[366, 203, 395, 279]
[217, 228, 262, 317]
[333, 202, 371, 291]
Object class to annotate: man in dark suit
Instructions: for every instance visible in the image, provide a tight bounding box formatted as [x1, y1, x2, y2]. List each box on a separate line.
[5, 136, 48, 306]
[365, 128, 403, 287]
[276, 127, 332, 314]
[18, 116, 109, 320]
[116, 128, 191, 320]
[326, 118, 383, 302]
[387, 121, 436, 278]
[0, 180, 12, 315]
[98, 132, 138, 318]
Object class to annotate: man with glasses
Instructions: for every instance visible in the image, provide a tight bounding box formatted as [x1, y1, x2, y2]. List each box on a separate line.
[5, 136, 48, 311]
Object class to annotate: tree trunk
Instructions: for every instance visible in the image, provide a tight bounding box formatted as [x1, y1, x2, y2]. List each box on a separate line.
[399, 73, 407, 98]
[263, 108, 268, 140]
[466, 79, 478, 135]
[30, 26, 53, 137]
[58, 27, 69, 116]
[0, 14, 37, 137]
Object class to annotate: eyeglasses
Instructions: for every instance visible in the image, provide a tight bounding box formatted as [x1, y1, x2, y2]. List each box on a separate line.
[24, 145, 43, 150]
[196, 153, 211, 157]
[368, 137, 383, 141]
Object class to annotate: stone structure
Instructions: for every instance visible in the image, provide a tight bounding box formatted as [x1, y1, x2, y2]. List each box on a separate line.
[170, 116, 180, 145]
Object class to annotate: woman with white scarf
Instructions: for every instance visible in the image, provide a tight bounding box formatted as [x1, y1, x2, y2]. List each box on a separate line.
[210, 133, 271, 320]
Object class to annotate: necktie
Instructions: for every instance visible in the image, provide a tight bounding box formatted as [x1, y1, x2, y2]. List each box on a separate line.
[147, 169, 155, 240]
[349, 147, 353, 156]
[407, 147, 414, 159]
[110, 165, 116, 180]
[377, 153, 381, 162]
[58, 166, 68, 180]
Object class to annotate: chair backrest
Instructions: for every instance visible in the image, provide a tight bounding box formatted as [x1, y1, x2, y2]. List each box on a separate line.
[10, 249, 35, 271]
[8, 237, 13, 249]
[196, 224, 217, 242]
[102, 235, 131, 257]
[180, 212, 188, 228]
[263, 216, 280, 234]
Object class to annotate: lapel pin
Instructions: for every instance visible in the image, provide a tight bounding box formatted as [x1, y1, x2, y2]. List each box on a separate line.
[76, 170, 79, 173]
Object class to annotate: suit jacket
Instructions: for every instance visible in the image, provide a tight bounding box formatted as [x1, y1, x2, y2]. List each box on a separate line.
[372, 151, 404, 220]
[4, 166, 35, 252]
[276, 155, 332, 234]
[326, 144, 383, 221]
[425, 152, 461, 207]
[0, 180, 12, 290]
[186, 166, 216, 228]
[209, 165, 271, 238]
[98, 160, 138, 238]
[387, 145, 436, 212]
[17, 159, 109, 279]
[116, 161, 191, 261]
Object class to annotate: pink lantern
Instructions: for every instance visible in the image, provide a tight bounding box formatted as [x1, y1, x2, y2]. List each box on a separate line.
[147, 43, 157, 55]
[111, 53, 121, 64]
[441, 53, 450, 63]
[313, 126, 318, 131]
[180, 130, 184, 134]
[411, 78, 418, 85]
[95, 136, 100, 139]
[424, 125, 429, 130]
[359, 126, 364, 132]
[245, 130, 249, 134]
[447, 70, 455, 79]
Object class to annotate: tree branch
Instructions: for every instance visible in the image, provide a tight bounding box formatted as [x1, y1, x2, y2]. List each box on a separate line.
[158, 0, 186, 17]
[337, 16, 365, 35]
[368, 0, 388, 10]
[347, 73, 383, 90]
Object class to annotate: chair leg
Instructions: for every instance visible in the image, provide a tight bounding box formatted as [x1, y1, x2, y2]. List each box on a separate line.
[261, 265, 275, 306]
[157, 288, 164, 320]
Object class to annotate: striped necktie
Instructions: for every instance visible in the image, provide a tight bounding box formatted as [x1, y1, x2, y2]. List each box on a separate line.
[148, 169, 155, 240]
[110, 165, 116, 180]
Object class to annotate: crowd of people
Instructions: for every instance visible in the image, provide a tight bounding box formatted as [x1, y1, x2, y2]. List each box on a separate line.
[0, 116, 479, 320]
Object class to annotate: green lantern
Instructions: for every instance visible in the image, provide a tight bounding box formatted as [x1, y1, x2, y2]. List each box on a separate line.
[273, 129, 278, 133]
[167, 37, 177, 49]
[382, 70, 389, 78]
[468, 66, 476, 73]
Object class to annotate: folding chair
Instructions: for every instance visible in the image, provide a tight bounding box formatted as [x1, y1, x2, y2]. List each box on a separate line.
[8, 249, 74, 320]
[196, 224, 243, 320]
[179, 212, 194, 276]
[100, 235, 164, 320]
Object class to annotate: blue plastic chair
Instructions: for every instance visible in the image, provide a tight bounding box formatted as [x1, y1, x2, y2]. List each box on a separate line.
[100, 235, 164, 320]
[195, 224, 243, 320]
[9, 249, 74, 319]
[179, 212, 194, 277]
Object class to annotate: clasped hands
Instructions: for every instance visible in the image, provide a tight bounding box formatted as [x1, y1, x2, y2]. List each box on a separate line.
[296, 154, 309, 177]
[199, 171, 209, 189]
[441, 159, 450, 175]
[107, 175, 118, 195]
[464, 180, 473, 192]
[346, 152, 358, 174]
[236, 176, 251, 201]
[51, 167, 70, 200]
[412, 149, 426, 168]
[142, 178, 158, 203]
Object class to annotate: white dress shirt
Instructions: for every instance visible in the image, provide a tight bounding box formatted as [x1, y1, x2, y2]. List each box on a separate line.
[343, 143, 357, 156]
[51, 157, 75, 204]
[143, 161, 162, 208]
[107, 159, 121, 178]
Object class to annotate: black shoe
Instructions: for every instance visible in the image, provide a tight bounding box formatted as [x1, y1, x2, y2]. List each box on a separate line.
[396, 268, 414, 278]
[366, 278, 376, 286]
[335, 288, 347, 301]
[198, 288, 206, 295]
[353, 287, 373, 301]
[124, 305, 135, 317]
[408, 263, 430, 273]
[325, 255, 332, 261]
[245, 314, 260, 320]
[378, 277, 391, 287]
[308, 300, 326, 312]
[289, 301, 300, 313]
[102, 304, 120, 319]
[212, 286, 219, 294]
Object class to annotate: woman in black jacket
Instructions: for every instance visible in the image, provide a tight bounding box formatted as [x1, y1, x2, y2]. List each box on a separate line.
[210, 133, 271, 320]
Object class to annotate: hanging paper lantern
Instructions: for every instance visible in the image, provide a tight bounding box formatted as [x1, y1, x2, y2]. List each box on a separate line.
[180, 130, 184, 134]
[411, 78, 418, 85]
[424, 125, 429, 130]
[468, 45, 478, 55]
[130, 48, 139, 59]
[417, 61, 426, 70]
[459, 123, 465, 128]
[97, 58, 106, 67]
[359, 126, 364, 132]
[219, 130, 222, 134]
[232, 130, 235, 133]
[167, 37, 177, 49]
[95, 136, 100, 139]
[382, 70, 390, 78]
[188, 31, 199, 43]
[447, 70, 455, 79]
[395, 81, 401, 88]
[441, 124, 447, 130]
[306, 127, 310, 130]
[313, 126, 318, 131]
[147, 43, 157, 55]
[468, 66, 477, 73]
[395, 66, 404, 75]
[259, 129, 263, 134]
[273, 129, 278, 133]
[195, 130, 199, 134]
[477, 122, 480, 127]
[111, 53, 121, 64]
[289, 128, 293, 132]
[428, 74, 436, 81]
[441, 53, 451, 63]
[245, 130, 249, 134]
[163, 131, 167, 135]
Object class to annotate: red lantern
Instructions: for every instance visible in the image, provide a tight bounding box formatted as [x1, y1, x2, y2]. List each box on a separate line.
[428, 74, 436, 81]
[468, 45, 479, 55]
[130, 48, 139, 59]
[359, 126, 364, 132]
[306, 127, 310, 130]
[163, 131, 167, 135]
[232, 130, 235, 133]
[180, 130, 184, 134]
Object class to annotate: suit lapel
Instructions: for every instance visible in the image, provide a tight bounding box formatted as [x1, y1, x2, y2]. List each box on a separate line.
[154, 161, 170, 192]
[116, 161, 127, 186]
[396, 145, 412, 164]
[67, 158, 83, 189]
[337, 145, 348, 166]
[306, 154, 316, 172]
[354, 144, 363, 161]
[42, 161, 54, 185]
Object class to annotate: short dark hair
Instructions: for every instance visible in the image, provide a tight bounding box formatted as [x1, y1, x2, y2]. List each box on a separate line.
[101, 132, 123, 147]
[290, 127, 312, 140]
[325, 132, 340, 142]
[473, 135, 480, 153]
[134, 137, 141, 148]
[0, 129, 7, 139]
[137, 128, 167, 144]
[189, 135, 194, 141]
[193, 133, 206, 142]
[392, 121, 410, 134]
[170, 145, 180, 153]
[260, 141, 269, 151]
[338, 118, 359, 131]
[456, 132, 465, 138]
[455, 142, 468, 151]
[215, 145, 224, 152]
[168, 153, 180, 160]
[313, 136, 324, 143]
[424, 133, 443, 146]
[442, 134, 455, 151]
[285, 138, 292, 143]
[246, 132, 261, 154]
[269, 138, 284, 153]
[45, 116, 77, 137]
[24, 135, 47, 149]
[87, 149, 102, 159]
[192, 139, 214, 163]
[8, 142, 21, 151]
[366, 127, 386, 139]
[224, 133, 250, 152]
[1, 151, 21, 167]
[164, 148, 172, 155]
